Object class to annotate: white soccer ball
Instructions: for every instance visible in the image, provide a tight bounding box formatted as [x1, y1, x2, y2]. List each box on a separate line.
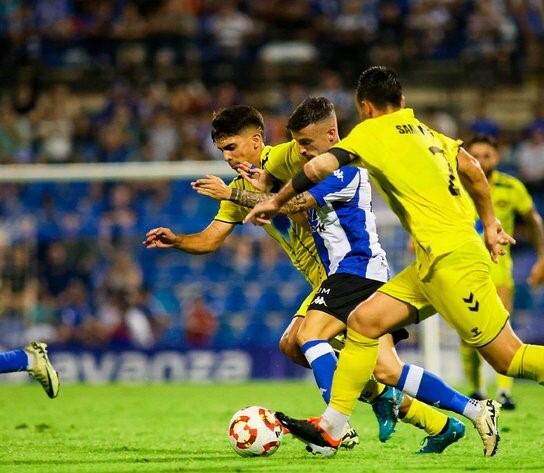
[227, 406, 284, 457]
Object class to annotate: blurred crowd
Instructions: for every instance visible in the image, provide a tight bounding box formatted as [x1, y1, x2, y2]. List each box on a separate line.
[0, 0, 543, 351]
[1, 0, 543, 84]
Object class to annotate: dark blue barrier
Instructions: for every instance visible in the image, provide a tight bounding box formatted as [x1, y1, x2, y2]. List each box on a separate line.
[50, 346, 308, 383]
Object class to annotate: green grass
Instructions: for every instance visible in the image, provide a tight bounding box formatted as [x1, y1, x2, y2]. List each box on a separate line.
[0, 381, 542, 473]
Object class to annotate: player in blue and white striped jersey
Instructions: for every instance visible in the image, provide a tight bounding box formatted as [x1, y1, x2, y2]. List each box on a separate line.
[307, 165, 389, 284]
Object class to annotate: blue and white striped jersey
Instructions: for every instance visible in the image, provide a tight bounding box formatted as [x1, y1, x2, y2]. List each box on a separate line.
[307, 166, 389, 282]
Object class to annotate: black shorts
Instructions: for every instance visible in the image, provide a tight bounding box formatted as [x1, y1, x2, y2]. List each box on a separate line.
[307, 273, 409, 344]
[308, 273, 384, 322]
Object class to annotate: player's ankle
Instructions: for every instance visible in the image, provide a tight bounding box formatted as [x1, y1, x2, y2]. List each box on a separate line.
[322, 407, 349, 440]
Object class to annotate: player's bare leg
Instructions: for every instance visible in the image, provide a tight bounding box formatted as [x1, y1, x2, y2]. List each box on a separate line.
[279, 316, 309, 368]
[494, 286, 516, 409]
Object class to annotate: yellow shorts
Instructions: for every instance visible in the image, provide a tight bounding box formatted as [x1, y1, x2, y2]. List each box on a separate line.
[294, 285, 320, 317]
[379, 240, 509, 347]
[489, 252, 514, 290]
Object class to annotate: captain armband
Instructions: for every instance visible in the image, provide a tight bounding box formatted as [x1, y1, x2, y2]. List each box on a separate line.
[292, 170, 316, 194]
[329, 148, 357, 167]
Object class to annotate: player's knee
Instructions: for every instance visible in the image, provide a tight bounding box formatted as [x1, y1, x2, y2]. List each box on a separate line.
[349, 317, 386, 339]
[491, 358, 511, 376]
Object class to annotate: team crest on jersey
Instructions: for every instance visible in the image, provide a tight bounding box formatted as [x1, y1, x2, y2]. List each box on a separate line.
[307, 209, 326, 233]
[333, 169, 344, 181]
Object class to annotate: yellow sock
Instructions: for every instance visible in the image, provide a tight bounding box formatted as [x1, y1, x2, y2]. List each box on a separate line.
[506, 344, 544, 384]
[459, 341, 486, 394]
[358, 377, 386, 403]
[496, 373, 513, 394]
[401, 398, 448, 436]
[329, 327, 379, 415]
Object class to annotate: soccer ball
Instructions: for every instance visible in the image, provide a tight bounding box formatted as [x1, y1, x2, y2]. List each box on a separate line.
[227, 406, 284, 457]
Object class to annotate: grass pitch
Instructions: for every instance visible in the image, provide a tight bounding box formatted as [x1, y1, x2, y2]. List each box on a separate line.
[0, 381, 542, 473]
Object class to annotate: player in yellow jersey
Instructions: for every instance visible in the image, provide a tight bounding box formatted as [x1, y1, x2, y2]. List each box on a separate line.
[191, 100, 511, 454]
[459, 135, 544, 409]
[245, 66, 544, 458]
[145, 104, 471, 453]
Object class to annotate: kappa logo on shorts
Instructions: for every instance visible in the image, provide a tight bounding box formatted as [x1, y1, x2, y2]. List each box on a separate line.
[312, 296, 328, 306]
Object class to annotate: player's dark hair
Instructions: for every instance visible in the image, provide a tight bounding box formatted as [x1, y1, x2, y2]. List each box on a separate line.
[356, 66, 403, 109]
[211, 105, 264, 141]
[465, 134, 498, 150]
[286, 96, 335, 132]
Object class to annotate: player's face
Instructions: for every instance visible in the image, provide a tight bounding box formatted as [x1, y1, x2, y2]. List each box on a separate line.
[291, 119, 339, 160]
[468, 142, 500, 177]
[215, 128, 262, 171]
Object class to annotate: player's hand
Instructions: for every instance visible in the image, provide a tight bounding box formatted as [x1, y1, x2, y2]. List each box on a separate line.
[484, 219, 516, 263]
[238, 162, 268, 191]
[144, 227, 178, 248]
[243, 198, 280, 225]
[191, 175, 230, 201]
[528, 257, 544, 287]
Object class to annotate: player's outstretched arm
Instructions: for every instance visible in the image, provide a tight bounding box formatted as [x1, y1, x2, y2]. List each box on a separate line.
[190, 174, 316, 214]
[521, 207, 544, 286]
[457, 147, 516, 262]
[244, 151, 342, 224]
[144, 220, 234, 254]
[230, 189, 316, 214]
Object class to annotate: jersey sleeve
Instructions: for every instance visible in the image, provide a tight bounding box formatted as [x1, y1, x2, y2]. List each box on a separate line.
[512, 178, 534, 215]
[308, 166, 359, 207]
[262, 141, 297, 184]
[214, 177, 249, 224]
[330, 123, 381, 170]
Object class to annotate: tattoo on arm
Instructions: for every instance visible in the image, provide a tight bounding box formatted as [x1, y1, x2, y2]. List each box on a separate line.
[280, 192, 313, 214]
[229, 189, 275, 208]
[229, 189, 314, 214]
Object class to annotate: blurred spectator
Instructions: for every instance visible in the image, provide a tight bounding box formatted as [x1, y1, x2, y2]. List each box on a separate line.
[315, 71, 357, 132]
[466, 101, 501, 138]
[146, 108, 179, 161]
[369, 0, 405, 68]
[517, 124, 544, 187]
[185, 295, 218, 347]
[524, 100, 544, 137]
[0, 100, 24, 164]
[136, 285, 171, 343]
[56, 278, 93, 344]
[0, 244, 37, 317]
[95, 288, 154, 348]
[100, 249, 142, 296]
[423, 106, 458, 138]
[39, 242, 76, 302]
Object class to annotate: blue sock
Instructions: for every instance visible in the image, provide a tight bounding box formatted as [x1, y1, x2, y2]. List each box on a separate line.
[397, 364, 480, 421]
[301, 340, 337, 404]
[0, 349, 29, 373]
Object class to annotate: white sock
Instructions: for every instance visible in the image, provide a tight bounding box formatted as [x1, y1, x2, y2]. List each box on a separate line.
[24, 351, 33, 370]
[462, 398, 481, 421]
[322, 406, 349, 439]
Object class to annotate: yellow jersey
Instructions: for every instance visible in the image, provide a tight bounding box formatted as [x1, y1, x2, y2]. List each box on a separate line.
[476, 170, 533, 259]
[261, 139, 304, 186]
[333, 108, 481, 277]
[215, 141, 326, 288]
